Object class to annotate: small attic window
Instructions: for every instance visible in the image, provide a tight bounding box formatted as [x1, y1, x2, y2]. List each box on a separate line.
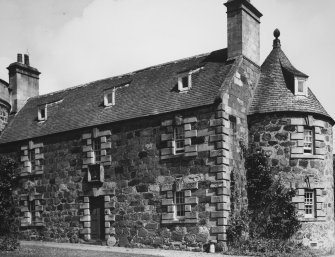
[38, 105, 47, 121]
[177, 66, 204, 92]
[104, 88, 115, 107]
[295, 77, 308, 96]
[178, 74, 191, 92]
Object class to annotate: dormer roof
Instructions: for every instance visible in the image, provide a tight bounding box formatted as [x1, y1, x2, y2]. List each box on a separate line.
[249, 30, 333, 124]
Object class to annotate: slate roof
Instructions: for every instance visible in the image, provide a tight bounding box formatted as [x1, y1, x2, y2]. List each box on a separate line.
[248, 39, 333, 123]
[0, 49, 233, 144]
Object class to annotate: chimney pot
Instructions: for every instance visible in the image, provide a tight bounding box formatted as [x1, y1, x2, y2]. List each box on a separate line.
[24, 54, 30, 66]
[17, 54, 23, 63]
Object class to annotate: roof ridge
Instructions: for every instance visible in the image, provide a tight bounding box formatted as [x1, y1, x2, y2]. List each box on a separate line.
[33, 49, 220, 100]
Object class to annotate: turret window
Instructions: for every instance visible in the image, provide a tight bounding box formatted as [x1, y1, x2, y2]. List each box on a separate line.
[304, 127, 314, 154]
[304, 189, 315, 218]
[294, 77, 308, 96]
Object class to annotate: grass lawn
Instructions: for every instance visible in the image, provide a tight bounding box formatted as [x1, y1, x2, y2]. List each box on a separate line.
[1, 245, 160, 257]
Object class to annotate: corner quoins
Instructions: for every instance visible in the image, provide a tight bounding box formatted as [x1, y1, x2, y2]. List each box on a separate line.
[209, 110, 231, 244]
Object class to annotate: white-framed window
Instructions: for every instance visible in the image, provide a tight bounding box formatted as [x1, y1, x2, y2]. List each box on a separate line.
[304, 189, 315, 218]
[174, 126, 185, 154]
[92, 138, 101, 162]
[175, 191, 185, 218]
[294, 77, 308, 96]
[104, 88, 116, 107]
[304, 127, 314, 154]
[177, 67, 204, 92]
[178, 74, 192, 92]
[38, 105, 47, 121]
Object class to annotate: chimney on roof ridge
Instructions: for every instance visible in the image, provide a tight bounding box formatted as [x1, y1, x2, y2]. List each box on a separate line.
[17, 54, 23, 63]
[225, 0, 262, 65]
[7, 53, 41, 113]
[24, 54, 30, 66]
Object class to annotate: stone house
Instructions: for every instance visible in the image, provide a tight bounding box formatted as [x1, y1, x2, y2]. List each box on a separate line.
[0, 0, 333, 251]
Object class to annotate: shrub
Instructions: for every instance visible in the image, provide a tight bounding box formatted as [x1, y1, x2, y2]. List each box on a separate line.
[226, 151, 303, 256]
[0, 156, 19, 251]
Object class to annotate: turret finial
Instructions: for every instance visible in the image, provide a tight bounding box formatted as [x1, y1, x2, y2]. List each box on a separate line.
[273, 28, 281, 48]
[274, 28, 280, 39]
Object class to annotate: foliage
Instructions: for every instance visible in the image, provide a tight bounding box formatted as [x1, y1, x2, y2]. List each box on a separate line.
[0, 155, 19, 251]
[226, 151, 302, 255]
[246, 151, 301, 239]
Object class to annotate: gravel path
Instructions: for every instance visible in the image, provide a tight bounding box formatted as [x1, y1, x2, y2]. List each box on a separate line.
[20, 240, 242, 257]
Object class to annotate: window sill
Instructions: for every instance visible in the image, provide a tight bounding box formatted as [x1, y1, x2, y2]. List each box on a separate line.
[20, 170, 44, 177]
[290, 154, 324, 160]
[161, 218, 198, 224]
[161, 152, 198, 160]
[21, 222, 45, 227]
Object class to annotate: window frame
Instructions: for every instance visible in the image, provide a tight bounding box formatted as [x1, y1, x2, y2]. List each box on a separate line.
[174, 125, 185, 154]
[28, 148, 36, 171]
[303, 127, 314, 154]
[304, 189, 315, 218]
[229, 115, 237, 140]
[103, 88, 116, 107]
[178, 74, 192, 92]
[38, 105, 47, 121]
[294, 77, 308, 96]
[92, 137, 102, 163]
[175, 191, 186, 218]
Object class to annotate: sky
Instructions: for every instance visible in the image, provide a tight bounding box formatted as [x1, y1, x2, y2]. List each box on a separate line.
[0, 0, 334, 122]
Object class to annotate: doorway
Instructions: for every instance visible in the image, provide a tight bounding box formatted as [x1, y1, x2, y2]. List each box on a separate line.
[90, 196, 105, 240]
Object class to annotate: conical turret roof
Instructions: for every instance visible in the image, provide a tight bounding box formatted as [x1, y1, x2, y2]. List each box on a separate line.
[249, 30, 333, 123]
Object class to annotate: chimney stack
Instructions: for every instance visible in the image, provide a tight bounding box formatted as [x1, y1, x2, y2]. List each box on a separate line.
[225, 0, 262, 65]
[17, 54, 23, 63]
[7, 53, 40, 113]
[24, 54, 30, 66]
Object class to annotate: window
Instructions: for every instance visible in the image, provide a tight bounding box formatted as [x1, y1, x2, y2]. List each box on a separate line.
[174, 126, 185, 154]
[29, 149, 36, 171]
[92, 138, 101, 162]
[294, 77, 308, 96]
[304, 189, 315, 218]
[104, 88, 115, 106]
[230, 116, 237, 140]
[178, 74, 191, 92]
[38, 105, 47, 121]
[87, 164, 104, 182]
[304, 128, 314, 154]
[28, 200, 36, 223]
[175, 191, 185, 217]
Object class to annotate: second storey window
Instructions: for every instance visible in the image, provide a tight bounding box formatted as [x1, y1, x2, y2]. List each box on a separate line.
[304, 128, 314, 154]
[92, 138, 101, 162]
[174, 126, 185, 154]
[304, 189, 315, 218]
[29, 149, 36, 171]
[175, 191, 185, 218]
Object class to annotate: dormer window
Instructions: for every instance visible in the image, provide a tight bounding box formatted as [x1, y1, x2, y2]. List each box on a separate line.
[178, 74, 192, 92]
[104, 88, 115, 107]
[295, 77, 308, 96]
[38, 105, 47, 121]
[177, 66, 204, 92]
